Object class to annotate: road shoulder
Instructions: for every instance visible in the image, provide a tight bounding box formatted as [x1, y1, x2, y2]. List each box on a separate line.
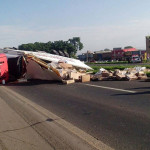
[0, 86, 113, 150]
[0, 96, 53, 150]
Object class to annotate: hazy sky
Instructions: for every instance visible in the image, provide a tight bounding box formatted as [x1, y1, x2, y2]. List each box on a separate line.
[0, 0, 150, 53]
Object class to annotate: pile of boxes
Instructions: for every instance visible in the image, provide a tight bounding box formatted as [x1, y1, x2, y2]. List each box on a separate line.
[92, 67, 149, 81]
[25, 55, 91, 84]
[50, 62, 91, 84]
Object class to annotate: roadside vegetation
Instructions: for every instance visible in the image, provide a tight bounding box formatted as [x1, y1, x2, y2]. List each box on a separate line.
[18, 37, 83, 57]
[146, 72, 150, 77]
[86, 61, 128, 65]
[86, 60, 150, 65]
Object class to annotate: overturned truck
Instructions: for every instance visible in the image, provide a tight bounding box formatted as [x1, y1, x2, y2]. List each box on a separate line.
[0, 49, 92, 84]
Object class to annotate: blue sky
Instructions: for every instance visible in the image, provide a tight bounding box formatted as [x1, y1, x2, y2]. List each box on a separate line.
[0, 0, 150, 53]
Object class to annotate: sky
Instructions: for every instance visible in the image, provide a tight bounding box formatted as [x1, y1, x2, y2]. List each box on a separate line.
[0, 0, 150, 54]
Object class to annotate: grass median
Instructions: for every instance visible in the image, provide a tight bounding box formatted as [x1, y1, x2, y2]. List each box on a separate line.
[86, 61, 128, 65]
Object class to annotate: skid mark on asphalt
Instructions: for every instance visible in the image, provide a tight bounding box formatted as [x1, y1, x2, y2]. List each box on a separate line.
[82, 83, 137, 93]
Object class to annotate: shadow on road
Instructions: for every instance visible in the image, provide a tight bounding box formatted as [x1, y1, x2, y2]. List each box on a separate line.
[131, 87, 150, 90]
[112, 91, 150, 96]
[2, 79, 63, 86]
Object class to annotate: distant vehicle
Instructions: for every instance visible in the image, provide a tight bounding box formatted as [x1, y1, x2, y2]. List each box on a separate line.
[90, 60, 96, 63]
[124, 51, 142, 63]
[131, 56, 141, 63]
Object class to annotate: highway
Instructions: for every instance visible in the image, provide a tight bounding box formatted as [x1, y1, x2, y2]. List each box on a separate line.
[3, 80, 150, 150]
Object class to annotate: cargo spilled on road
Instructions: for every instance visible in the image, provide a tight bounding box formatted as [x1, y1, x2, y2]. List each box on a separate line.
[91, 67, 150, 81]
[0, 49, 150, 85]
[0, 49, 92, 84]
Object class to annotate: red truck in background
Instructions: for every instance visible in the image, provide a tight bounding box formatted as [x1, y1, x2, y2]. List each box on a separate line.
[0, 54, 9, 83]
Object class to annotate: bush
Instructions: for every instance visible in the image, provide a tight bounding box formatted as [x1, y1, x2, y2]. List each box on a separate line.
[86, 61, 128, 65]
[146, 72, 150, 77]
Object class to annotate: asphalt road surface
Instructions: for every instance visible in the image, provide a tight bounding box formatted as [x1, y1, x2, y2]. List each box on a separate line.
[5, 80, 150, 150]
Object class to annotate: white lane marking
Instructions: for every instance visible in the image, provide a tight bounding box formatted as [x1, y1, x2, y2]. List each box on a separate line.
[83, 83, 137, 93]
[1, 86, 114, 150]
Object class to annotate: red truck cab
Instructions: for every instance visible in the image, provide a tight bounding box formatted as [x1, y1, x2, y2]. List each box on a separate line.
[0, 54, 9, 83]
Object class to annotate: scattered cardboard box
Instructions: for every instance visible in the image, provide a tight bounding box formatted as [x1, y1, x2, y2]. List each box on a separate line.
[59, 62, 73, 69]
[116, 74, 126, 80]
[101, 71, 110, 77]
[126, 74, 138, 81]
[98, 77, 109, 81]
[69, 72, 80, 80]
[63, 79, 75, 84]
[138, 76, 147, 80]
[81, 74, 90, 82]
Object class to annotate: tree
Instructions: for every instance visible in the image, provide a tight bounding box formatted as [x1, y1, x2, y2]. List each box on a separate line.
[104, 48, 110, 51]
[124, 46, 133, 49]
[18, 37, 83, 57]
[68, 37, 83, 56]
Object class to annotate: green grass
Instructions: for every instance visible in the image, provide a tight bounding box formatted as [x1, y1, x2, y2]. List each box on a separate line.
[146, 72, 150, 77]
[86, 61, 128, 65]
[86, 60, 150, 65]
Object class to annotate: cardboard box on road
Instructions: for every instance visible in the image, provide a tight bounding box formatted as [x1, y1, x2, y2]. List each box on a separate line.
[63, 79, 75, 84]
[126, 74, 138, 81]
[136, 71, 145, 76]
[137, 76, 147, 80]
[69, 72, 80, 80]
[81, 74, 90, 82]
[116, 74, 126, 80]
[101, 72, 110, 77]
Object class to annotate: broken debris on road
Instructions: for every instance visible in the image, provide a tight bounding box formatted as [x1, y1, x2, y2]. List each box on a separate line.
[92, 67, 150, 81]
[0, 49, 150, 84]
[0, 49, 92, 84]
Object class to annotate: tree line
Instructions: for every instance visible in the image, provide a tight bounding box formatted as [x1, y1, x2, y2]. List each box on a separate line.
[18, 37, 83, 57]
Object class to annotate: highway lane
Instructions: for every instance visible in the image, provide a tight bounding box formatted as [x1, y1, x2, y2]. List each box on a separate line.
[6, 80, 150, 150]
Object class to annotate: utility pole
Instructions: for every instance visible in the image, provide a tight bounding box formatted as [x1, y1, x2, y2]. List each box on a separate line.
[87, 51, 88, 62]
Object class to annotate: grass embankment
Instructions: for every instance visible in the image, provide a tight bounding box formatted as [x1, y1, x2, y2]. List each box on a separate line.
[87, 60, 150, 65]
[146, 72, 150, 77]
[86, 61, 128, 65]
[91, 65, 150, 77]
